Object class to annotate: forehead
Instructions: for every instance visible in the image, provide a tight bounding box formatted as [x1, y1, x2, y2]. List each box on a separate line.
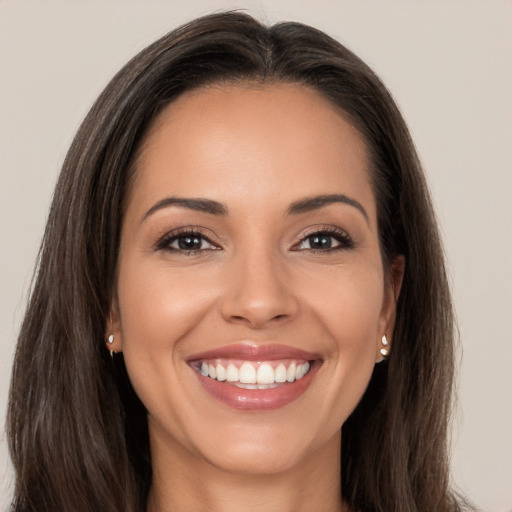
[128, 83, 375, 221]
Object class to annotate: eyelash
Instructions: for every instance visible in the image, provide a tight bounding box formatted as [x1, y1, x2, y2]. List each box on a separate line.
[155, 226, 354, 254]
[291, 227, 354, 252]
[155, 228, 219, 254]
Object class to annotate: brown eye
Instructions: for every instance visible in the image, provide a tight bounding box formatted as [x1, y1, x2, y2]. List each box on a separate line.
[157, 230, 219, 252]
[175, 235, 204, 250]
[295, 229, 353, 252]
[305, 235, 334, 250]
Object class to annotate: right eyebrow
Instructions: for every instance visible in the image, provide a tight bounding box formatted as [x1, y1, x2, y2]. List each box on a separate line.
[141, 197, 228, 223]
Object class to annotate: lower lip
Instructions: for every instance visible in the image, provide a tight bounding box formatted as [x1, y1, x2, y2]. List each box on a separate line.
[193, 362, 319, 411]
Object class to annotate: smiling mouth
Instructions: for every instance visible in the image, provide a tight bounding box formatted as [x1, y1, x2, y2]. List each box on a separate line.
[193, 359, 311, 389]
[188, 344, 321, 411]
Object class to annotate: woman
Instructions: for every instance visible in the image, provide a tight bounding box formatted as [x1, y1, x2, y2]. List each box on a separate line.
[7, 11, 471, 512]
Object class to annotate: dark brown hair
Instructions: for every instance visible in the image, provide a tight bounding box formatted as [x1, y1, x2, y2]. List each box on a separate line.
[7, 11, 468, 512]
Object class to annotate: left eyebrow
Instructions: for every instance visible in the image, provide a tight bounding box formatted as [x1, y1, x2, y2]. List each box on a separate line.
[287, 194, 369, 224]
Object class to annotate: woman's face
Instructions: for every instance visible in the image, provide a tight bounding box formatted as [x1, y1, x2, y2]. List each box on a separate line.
[113, 83, 401, 475]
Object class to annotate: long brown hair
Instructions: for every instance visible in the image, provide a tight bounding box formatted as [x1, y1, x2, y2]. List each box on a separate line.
[7, 11, 468, 512]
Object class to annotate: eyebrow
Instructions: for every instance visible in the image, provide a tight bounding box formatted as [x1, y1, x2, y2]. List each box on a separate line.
[142, 193, 368, 223]
[287, 194, 369, 223]
[142, 197, 228, 221]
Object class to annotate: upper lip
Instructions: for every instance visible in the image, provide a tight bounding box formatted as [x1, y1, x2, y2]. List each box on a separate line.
[187, 343, 321, 362]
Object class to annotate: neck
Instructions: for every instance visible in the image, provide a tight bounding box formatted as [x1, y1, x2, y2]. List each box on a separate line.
[146, 431, 346, 512]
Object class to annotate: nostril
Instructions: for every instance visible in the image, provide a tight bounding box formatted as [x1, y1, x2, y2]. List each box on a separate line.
[227, 312, 290, 328]
[220, 278, 299, 328]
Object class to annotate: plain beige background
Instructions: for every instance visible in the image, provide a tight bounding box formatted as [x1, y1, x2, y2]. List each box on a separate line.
[1, 0, 511, 510]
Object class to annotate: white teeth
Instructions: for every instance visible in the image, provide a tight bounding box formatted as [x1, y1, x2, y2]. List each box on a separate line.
[256, 363, 275, 384]
[239, 362, 256, 384]
[199, 360, 312, 385]
[235, 382, 279, 390]
[235, 383, 258, 389]
[226, 363, 239, 382]
[286, 363, 296, 382]
[216, 363, 226, 381]
[275, 363, 287, 383]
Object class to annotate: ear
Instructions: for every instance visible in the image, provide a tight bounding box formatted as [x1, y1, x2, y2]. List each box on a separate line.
[105, 301, 123, 354]
[375, 254, 405, 363]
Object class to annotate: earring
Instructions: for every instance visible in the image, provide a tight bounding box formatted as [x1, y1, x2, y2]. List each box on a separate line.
[107, 334, 115, 358]
[380, 334, 389, 357]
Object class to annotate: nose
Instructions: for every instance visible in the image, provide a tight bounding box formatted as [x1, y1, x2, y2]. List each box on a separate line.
[220, 247, 299, 329]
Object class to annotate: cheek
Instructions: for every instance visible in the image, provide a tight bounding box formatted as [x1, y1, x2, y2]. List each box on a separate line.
[115, 260, 216, 407]
[115, 259, 220, 430]
[304, 262, 384, 346]
[323, 289, 382, 366]
[117, 260, 216, 351]
[300, 264, 384, 416]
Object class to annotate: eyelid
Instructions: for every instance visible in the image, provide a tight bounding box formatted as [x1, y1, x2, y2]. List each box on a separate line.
[155, 226, 221, 252]
[291, 225, 354, 251]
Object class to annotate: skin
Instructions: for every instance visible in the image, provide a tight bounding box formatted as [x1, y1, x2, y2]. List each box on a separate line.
[110, 83, 403, 512]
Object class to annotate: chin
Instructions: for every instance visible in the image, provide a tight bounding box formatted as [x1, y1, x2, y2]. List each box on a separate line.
[204, 438, 314, 476]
